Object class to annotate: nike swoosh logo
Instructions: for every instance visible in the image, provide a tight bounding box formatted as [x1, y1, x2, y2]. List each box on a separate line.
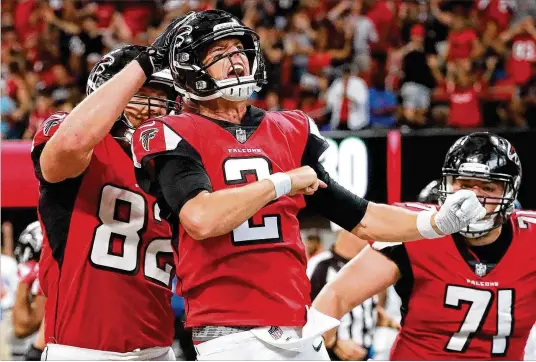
[313, 340, 323, 352]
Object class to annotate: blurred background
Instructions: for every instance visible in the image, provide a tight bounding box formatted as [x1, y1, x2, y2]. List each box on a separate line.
[2, 0, 536, 360]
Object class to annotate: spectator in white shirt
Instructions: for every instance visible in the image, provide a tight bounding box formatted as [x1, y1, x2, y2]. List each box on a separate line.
[325, 64, 369, 130]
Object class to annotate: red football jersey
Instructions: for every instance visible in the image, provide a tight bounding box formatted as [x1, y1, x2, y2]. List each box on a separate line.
[507, 34, 536, 85]
[32, 112, 175, 352]
[381, 203, 536, 360]
[132, 109, 315, 328]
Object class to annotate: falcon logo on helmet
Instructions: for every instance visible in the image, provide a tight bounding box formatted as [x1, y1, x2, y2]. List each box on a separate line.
[438, 132, 522, 238]
[139, 128, 158, 152]
[86, 45, 182, 144]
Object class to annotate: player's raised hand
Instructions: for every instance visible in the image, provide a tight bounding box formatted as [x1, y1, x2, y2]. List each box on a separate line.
[286, 166, 327, 196]
[434, 189, 487, 235]
[136, 12, 196, 76]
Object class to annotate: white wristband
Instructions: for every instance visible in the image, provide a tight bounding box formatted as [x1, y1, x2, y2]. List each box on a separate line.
[265, 173, 292, 199]
[416, 210, 442, 239]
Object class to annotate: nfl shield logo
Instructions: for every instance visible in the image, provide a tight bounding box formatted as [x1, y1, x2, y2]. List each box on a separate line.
[268, 326, 283, 340]
[475, 263, 487, 277]
[236, 128, 247, 143]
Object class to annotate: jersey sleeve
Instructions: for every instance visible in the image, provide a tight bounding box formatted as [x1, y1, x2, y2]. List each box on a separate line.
[300, 114, 369, 232]
[371, 242, 411, 277]
[132, 118, 213, 215]
[31, 112, 69, 183]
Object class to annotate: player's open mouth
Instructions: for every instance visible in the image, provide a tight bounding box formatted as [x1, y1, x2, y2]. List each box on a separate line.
[227, 63, 245, 78]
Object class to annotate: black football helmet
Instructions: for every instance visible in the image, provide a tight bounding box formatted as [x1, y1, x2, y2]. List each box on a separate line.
[87, 45, 181, 143]
[14, 221, 43, 264]
[169, 10, 267, 102]
[438, 132, 522, 238]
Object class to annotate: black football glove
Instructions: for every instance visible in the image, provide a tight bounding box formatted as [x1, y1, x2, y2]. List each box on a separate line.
[136, 12, 196, 77]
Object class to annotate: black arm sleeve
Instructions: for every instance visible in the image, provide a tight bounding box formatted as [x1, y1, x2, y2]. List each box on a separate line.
[301, 129, 369, 232]
[137, 139, 213, 215]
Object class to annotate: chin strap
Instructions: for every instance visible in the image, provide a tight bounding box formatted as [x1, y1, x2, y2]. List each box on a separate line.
[111, 113, 135, 145]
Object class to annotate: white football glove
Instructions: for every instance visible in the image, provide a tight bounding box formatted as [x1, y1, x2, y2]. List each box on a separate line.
[434, 190, 487, 235]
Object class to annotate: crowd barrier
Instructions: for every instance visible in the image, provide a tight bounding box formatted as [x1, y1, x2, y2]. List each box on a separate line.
[3, 128, 535, 212]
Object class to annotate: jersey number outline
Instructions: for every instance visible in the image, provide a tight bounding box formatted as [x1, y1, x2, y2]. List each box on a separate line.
[516, 211, 536, 229]
[444, 285, 514, 356]
[223, 157, 283, 246]
[89, 184, 174, 288]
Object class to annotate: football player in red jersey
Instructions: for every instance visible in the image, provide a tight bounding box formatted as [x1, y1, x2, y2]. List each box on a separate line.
[13, 221, 45, 340]
[32, 15, 189, 360]
[131, 10, 486, 360]
[313, 132, 536, 360]
[12, 221, 46, 360]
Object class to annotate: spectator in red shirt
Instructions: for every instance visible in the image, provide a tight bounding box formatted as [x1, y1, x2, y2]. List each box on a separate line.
[363, 0, 395, 54]
[445, 13, 482, 67]
[499, 17, 536, 85]
[121, 1, 154, 42]
[446, 58, 497, 128]
[307, 25, 352, 76]
[23, 92, 55, 140]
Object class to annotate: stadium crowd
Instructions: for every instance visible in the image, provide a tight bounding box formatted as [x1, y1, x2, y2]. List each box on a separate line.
[2, 1, 536, 361]
[3, 0, 536, 140]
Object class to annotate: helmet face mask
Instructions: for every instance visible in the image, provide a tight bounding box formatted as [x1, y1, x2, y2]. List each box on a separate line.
[438, 133, 522, 238]
[86, 46, 181, 143]
[169, 10, 267, 102]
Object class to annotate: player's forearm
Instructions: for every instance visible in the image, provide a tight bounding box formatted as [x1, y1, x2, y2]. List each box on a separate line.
[51, 60, 145, 152]
[352, 202, 441, 242]
[12, 285, 41, 338]
[180, 179, 277, 240]
[33, 320, 46, 350]
[313, 247, 400, 345]
[41, 61, 146, 181]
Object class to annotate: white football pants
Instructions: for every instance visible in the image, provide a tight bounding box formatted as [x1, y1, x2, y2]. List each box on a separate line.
[42, 344, 175, 361]
[195, 327, 330, 361]
[195, 307, 339, 360]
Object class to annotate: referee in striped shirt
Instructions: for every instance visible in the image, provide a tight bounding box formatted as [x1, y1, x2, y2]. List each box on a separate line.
[307, 231, 378, 361]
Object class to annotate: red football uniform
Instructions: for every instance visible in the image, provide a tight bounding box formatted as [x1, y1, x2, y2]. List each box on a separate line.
[32, 112, 175, 352]
[132, 108, 311, 328]
[132, 106, 367, 328]
[376, 202, 536, 360]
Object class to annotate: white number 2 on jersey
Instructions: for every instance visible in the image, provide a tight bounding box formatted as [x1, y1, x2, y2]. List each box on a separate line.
[445, 285, 514, 355]
[223, 157, 282, 245]
[89, 185, 174, 288]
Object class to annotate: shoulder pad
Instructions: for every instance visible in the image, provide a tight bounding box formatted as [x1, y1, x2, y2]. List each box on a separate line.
[131, 116, 184, 168]
[32, 112, 69, 148]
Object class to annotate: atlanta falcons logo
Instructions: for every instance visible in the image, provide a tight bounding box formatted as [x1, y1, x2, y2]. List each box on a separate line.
[139, 128, 158, 152]
[43, 119, 60, 136]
